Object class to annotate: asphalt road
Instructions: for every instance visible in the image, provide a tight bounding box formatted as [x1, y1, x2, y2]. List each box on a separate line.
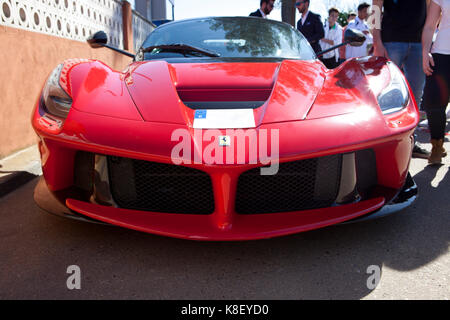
[0, 132, 449, 300]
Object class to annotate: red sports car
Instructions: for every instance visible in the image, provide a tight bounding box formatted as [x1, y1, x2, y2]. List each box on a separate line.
[32, 17, 419, 240]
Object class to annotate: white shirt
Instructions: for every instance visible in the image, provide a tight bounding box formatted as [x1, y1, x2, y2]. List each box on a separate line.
[431, 0, 450, 54]
[320, 21, 343, 60]
[259, 8, 267, 19]
[345, 16, 373, 59]
[301, 11, 309, 25]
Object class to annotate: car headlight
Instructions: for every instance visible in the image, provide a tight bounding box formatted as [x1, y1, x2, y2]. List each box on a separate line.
[42, 64, 72, 118]
[377, 62, 409, 115]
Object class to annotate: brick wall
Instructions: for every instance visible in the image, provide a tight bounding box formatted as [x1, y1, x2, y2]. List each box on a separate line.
[0, 25, 132, 157]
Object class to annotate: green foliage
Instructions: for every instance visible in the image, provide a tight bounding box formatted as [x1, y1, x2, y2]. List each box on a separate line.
[338, 11, 349, 27]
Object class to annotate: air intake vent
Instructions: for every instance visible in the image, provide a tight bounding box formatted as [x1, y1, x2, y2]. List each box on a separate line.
[183, 101, 265, 109]
[235, 154, 343, 214]
[108, 157, 214, 214]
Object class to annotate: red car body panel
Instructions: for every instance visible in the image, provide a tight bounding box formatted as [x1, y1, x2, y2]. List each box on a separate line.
[66, 197, 385, 241]
[32, 55, 419, 240]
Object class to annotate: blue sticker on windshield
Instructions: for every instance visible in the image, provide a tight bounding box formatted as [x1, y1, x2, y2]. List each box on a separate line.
[195, 110, 207, 119]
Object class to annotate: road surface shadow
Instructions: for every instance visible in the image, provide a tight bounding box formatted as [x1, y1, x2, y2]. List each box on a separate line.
[0, 164, 448, 299]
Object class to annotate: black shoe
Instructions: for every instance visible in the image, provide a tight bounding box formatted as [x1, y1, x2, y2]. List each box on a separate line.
[412, 143, 430, 159]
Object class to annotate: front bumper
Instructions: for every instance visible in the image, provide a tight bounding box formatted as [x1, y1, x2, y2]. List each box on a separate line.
[342, 172, 417, 223]
[32, 104, 419, 240]
[34, 171, 417, 241]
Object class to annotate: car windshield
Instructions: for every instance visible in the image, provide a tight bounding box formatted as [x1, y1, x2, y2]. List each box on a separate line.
[140, 17, 316, 61]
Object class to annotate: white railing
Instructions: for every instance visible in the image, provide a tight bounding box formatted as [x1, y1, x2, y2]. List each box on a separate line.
[0, 0, 124, 49]
[132, 9, 155, 53]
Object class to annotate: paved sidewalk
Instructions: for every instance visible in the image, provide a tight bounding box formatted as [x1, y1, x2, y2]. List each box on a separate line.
[0, 145, 41, 198]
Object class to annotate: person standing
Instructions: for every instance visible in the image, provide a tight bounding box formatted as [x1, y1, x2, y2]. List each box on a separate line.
[347, 12, 357, 23]
[320, 7, 343, 69]
[372, 0, 430, 158]
[422, 0, 449, 164]
[249, 0, 275, 18]
[296, 0, 325, 55]
[345, 2, 373, 59]
[338, 13, 356, 65]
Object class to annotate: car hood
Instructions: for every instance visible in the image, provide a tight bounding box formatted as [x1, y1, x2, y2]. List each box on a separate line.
[124, 59, 326, 126]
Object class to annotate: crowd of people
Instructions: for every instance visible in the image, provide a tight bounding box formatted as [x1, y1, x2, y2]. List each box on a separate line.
[250, 0, 449, 165]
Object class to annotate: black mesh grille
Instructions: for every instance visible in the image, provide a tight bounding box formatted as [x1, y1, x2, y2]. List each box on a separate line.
[235, 154, 342, 214]
[108, 157, 214, 214]
[355, 149, 377, 197]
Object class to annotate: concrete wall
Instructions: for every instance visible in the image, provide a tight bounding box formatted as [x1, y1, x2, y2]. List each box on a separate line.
[135, 0, 152, 19]
[0, 26, 133, 158]
[135, 0, 174, 21]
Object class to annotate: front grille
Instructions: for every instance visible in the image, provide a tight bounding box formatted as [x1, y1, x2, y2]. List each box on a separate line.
[355, 149, 377, 197]
[108, 157, 214, 214]
[73, 151, 95, 193]
[235, 154, 342, 214]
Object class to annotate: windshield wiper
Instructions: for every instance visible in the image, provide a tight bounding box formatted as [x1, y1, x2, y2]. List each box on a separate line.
[142, 43, 221, 57]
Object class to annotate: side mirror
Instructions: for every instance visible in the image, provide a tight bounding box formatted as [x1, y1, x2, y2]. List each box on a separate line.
[316, 28, 367, 58]
[86, 31, 135, 58]
[87, 31, 108, 48]
[344, 28, 366, 47]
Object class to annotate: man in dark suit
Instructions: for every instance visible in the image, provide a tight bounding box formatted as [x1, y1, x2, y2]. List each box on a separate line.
[296, 0, 324, 54]
[249, 0, 275, 18]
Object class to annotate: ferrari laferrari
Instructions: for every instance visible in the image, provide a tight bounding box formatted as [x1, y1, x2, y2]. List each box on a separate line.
[32, 17, 419, 240]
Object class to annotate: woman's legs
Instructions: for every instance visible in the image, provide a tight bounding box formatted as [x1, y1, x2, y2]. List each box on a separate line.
[422, 53, 450, 163]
